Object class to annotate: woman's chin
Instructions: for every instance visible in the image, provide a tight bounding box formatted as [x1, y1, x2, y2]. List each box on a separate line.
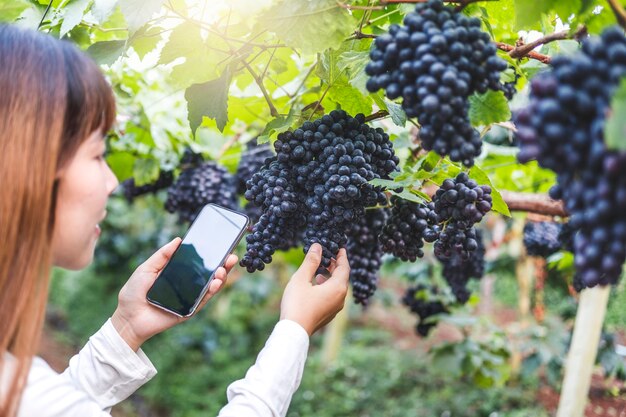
[53, 251, 95, 271]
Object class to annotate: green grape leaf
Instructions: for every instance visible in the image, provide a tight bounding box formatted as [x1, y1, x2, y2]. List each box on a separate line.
[60, 0, 92, 37]
[159, 23, 230, 87]
[158, 22, 201, 65]
[327, 80, 373, 117]
[338, 49, 371, 95]
[185, 69, 232, 133]
[106, 151, 135, 182]
[386, 100, 406, 127]
[91, 0, 118, 24]
[390, 188, 428, 204]
[0, 0, 31, 22]
[86, 40, 126, 65]
[132, 157, 160, 185]
[605, 77, 626, 151]
[258, 0, 356, 55]
[468, 90, 511, 127]
[258, 110, 297, 144]
[119, 0, 164, 33]
[129, 25, 162, 59]
[469, 164, 511, 217]
[513, 0, 554, 30]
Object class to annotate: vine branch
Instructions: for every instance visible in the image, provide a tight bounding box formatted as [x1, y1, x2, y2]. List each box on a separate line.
[607, 0, 626, 31]
[380, 0, 499, 8]
[500, 191, 566, 217]
[495, 42, 552, 64]
[364, 110, 390, 122]
[241, 61, 279, 118]
[336, 1, 384, 10]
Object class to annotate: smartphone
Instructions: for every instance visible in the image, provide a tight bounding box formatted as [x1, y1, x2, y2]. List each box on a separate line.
[146, 204, 249, 317]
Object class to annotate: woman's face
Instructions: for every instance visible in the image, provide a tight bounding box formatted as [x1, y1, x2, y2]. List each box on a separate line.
[51, 131, 119, 270]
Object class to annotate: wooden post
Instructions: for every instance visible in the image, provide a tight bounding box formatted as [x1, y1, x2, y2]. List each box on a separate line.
[532, 257, 547, 323]
[556, 285, 611, 417]
[509, 217, 533, 375]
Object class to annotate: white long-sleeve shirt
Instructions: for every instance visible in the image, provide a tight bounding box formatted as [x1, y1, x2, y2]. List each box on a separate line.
[14, 319, 309, 417]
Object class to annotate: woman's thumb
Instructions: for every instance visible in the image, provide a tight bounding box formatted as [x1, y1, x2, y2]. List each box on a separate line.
[141, 237, 181, 273]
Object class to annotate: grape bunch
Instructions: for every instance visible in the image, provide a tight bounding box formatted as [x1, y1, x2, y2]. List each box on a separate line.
[516, 26, 626, 287]
[432, 172, 492, 259]
[240, 110, 399, 273]
[165, 161, 239, 223]
[501, 67, 520, 100]
[180, 148, 205, 167]
[236, 140, 275, 194]
[523, 221, 563, 258]
[121, 170, 173, 202]
[365, 0, 507, 166]
[346, 208, 388, 305]
[402, 284, 448, 337]
[437, 230, 485, 304]
[379, 196, 439, 261]
[236, 140, 275, 223]
[380, 173, 491, 262]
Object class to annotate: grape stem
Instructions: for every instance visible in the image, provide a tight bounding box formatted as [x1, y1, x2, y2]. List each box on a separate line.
[495, 42, 552, 64]
[607, 0, 626, 31]
[364, 110, 390, 122]
[241, 60, 279, 118]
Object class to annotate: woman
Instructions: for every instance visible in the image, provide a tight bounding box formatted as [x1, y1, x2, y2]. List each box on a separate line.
[0, 24, 350, 417]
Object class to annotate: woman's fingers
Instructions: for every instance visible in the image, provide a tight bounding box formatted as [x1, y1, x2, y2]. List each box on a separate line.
[224, 254, 238, 274]
[140, 237, 181, 275]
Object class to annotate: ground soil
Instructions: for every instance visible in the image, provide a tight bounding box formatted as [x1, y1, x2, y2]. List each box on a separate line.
[38, 275, 626, 417]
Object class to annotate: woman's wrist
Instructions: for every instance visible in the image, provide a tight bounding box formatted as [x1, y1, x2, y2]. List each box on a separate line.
[111, 311, 145, 352]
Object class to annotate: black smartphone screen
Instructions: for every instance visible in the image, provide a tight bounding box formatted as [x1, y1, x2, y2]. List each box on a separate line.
[146, 204, 249, 317]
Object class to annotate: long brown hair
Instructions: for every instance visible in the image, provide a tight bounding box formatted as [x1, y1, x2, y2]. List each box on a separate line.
[0, 25, 116, 416]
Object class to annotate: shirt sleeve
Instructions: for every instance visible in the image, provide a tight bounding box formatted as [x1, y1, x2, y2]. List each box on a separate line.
[217, 320, 310, 417]
[17, 318, 157, 417]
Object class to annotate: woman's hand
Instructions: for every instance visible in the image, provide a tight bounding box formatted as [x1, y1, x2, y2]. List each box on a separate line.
[111, 237, 238, 351]
[280, 243, 350, 336]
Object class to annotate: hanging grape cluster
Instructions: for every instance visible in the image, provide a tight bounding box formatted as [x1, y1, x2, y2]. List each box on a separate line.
[346, 208, 389, 305]
[365, 0, 507, 166]
[236, 140, 275, 194]
[236, 140, 275, 223]
[402, 284, 448, 336]
[432, 172, 492, 259]
[379, 196, 439, 261]
[121, 170, 174, 202]
[516, 26, 626, 288]
[165, 161, 239, 223]
[380, 173, 491, 263]
[523, 221, 563, 258]
[240, 110, 399, 273]
[437, 229, 485, 304]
